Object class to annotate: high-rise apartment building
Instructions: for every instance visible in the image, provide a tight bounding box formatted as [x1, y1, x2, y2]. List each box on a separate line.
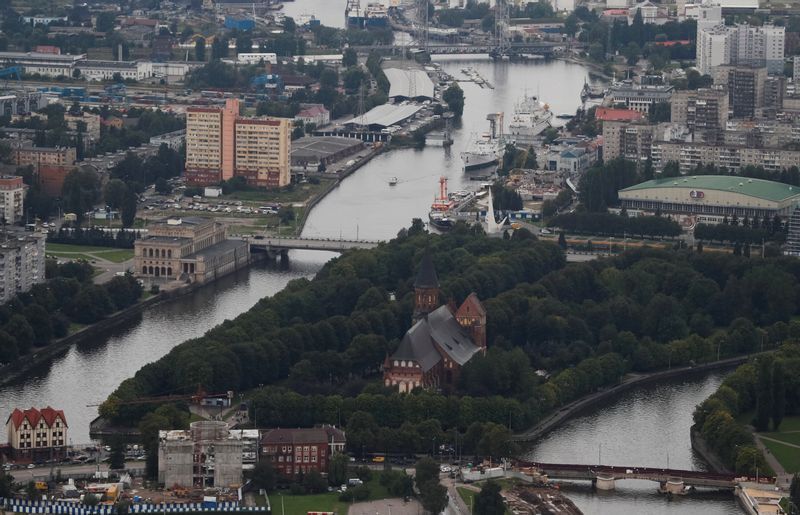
[0, 232, 46, 303]
[602, 120, 656, 163]
[185, 99, 292, 188]
[696, 23, 784, 76]
[714, 65, 767, 118]
[0, 176, 25, 224]
[671, 87, 729, 143]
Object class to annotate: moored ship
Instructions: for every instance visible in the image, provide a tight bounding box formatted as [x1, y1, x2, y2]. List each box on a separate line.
[507, 93, 552, 145]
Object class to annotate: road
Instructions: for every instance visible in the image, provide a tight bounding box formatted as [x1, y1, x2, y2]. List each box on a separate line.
[7, 460, 144, 482]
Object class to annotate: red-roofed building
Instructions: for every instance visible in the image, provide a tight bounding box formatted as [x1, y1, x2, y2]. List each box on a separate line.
[294, 104, 330, 128]
[260, 426, 346, 478]
[655, 40, 691, 47]
[5, 407, 68, 461]
[595, 107, 645, 122]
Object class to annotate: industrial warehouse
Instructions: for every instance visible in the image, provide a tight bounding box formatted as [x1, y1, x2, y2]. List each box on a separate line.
[618, 175, 800, 225]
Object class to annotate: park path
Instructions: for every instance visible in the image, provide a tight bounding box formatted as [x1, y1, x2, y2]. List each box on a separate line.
[753, 434, 792, 489]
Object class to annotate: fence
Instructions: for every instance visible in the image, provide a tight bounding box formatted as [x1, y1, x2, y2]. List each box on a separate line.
[1, 499, 268, 514]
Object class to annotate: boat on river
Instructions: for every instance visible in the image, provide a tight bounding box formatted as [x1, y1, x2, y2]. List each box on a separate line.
[507, 93, 552, 145]
[388, 177, 398, 186]
[462, 113, 505, 171]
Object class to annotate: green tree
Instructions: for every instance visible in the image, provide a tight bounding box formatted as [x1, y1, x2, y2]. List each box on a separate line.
[109, 436, 126, 470]
[474, 480, 505, 515]
[303, 470, 327, 493]
[558, 231, 567, 249]
[104, 179, 128, 209]
[755, 358, 773, 432]
[419, 480, 447, 514]
[0, 466, 13, 497]
[328, 452, 349, 486]
[524, 147, 538, 169]
[195, 38, 206, 61]
[443, 84, 465, 117]
[791, 473, 800, 513]
[414, 457, 440, 485]
[342, 48, 358, 68]
[121, 187, 138, 228]
[249, 461, 276, 492]
[5, 315, 34, 355]
[772, 360, 786, 431]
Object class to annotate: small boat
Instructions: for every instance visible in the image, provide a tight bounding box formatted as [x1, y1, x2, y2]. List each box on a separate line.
[556, 114, 574, 120]
[388, 177, 398, 186]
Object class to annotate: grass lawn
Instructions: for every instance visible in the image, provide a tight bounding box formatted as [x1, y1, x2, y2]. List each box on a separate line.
[774, 416, 800, 432]
[92, 249, 134, 263]
[269, 492, 347, 515]
[760, 437, 800, 474]
[764, 432, 800, 447]
[47, 243, 113, 253]
[68, 322, 87, 335]
[457, 487, 476, 511]
[223, 180, 332, 204]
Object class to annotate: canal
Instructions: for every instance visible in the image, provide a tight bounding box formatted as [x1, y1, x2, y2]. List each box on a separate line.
[0, 49, 740, 512]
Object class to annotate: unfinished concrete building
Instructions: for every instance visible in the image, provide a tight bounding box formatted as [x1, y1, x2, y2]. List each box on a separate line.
[158, 421, 243, 489]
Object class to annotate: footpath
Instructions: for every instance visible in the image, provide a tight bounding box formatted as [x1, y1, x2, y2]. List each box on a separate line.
[753, 434, 794, 489]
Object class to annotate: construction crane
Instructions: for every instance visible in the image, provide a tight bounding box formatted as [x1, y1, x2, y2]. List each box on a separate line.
[86, 386, 233, 407]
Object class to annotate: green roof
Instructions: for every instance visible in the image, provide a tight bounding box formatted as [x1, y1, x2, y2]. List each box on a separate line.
[620, 176, 800, 202]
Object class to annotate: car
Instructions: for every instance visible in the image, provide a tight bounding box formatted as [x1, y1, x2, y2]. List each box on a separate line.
[440, 465, 451, 473]
[27, 464, 35, 469]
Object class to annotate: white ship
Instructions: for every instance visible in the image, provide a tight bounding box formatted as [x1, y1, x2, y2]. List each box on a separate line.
[507, 93, 553, 145]
[461, 112, 505, 172]
[461, 133, 502, 171]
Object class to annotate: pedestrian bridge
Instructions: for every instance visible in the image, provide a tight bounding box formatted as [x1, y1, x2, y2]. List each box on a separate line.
[246, 236, 382, 253]
[517, 461, 743, 490]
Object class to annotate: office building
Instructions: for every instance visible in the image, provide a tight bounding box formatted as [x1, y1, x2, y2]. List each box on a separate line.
[714, 65, 767, 119]
[260, 426, 346, 478]
[158, 421, 243, 488]
[607, 83, 674, 113]
[134, 217, 249, 285]
[671, 87, 729, 143]
[185, 99, 291, 188]
[0, 176, 25, 224]
[5, 407, 68, 462]
[619, 176, 800, 225]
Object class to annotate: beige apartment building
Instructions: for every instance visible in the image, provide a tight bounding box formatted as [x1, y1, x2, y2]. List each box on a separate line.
[0, 176, 25, 224]
[185, 99, 291, 188]
[5, 406, 68, 461]
[12, 145, 77, 168]
[602, 120, 655, 163]
[671, 87, 729, 143]
[651, 140, 800, 173]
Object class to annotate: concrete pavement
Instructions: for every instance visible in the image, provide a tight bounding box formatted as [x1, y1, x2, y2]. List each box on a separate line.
[348, 498, 423, 515]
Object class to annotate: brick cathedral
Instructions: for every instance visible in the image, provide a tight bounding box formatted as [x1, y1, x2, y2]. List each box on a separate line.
[383, 254, 487, 392]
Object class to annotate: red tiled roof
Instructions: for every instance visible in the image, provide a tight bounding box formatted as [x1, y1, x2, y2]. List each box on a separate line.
[655, 40, 691, 47]
[602, 9, 628, 15]
[6, 407, 67, 429]
[298, 105, 328, 117]
[595, 107, 644, 122]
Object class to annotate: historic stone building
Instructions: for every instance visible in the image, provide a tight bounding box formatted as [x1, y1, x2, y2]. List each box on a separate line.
[383, 255, 486, 393]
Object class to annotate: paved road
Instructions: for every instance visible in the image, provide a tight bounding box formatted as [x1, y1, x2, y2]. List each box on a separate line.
[754, 434, 793, 489]
[7, 460, 144, 482]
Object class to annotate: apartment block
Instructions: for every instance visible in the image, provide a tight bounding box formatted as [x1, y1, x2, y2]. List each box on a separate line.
[607, 83, 674, 114]
[714, 65, 767, 119]
[0, 232, 46, 303]
[185, 99, 291, 188]
[5, 406, 68, 461]
[652, 140, 800, 174]
[0, 176, 25, 224]
[671, 87, 729, 143]
[696, 23, 785, 76]
[602, 120, 656, 163]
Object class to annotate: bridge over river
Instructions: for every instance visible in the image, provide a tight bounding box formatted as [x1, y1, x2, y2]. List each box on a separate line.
[245, 236, 382, 254]
[517, 461, 745, 491]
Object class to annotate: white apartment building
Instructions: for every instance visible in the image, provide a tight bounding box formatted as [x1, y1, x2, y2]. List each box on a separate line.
[696, 24, 785, 76]
[0, 176, 25, 224]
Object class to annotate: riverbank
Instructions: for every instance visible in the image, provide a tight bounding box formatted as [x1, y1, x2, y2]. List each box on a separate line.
[515, 355, 752, 442]
[0, 254, 263, 388]
[691, 427, 733, 474]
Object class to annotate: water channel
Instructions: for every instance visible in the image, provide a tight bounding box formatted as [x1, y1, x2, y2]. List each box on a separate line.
[0, 32, 742, 512]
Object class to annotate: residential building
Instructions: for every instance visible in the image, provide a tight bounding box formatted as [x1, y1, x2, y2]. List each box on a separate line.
[594, 107, 644, 122]
[5, 407, 67, 461]
[651, 140, 800, 174]
[150, 129, 186, 150]
[696, 23, 785, 76]
[0, 176, 25, 224]
[627, 1, 667, 25]
[134, 217, 249, 285]
[697, 24, 731, 76]
[602, 120, 656, 163]
[295, 104, 331, 128]
[11, 144, 77, 197]
[618, 176, 800, 225]
[382, 254, 486, 393]
[260, 426, 346, 478]
[185, 99, 292, 188]
[670, 87, 729, 143]
[607, 82, 674, 113]
[723, 119, 800, 149]
[0, 233, 46, 303]
[714, 65, 767, 119]
[762, 75, 784, 118]
[0, 90, 43, 116]
[158, 421, 243, 488]
[786, 206, 800, 256]
[795, 56, 800, 85]
[687, 2, 722, 31]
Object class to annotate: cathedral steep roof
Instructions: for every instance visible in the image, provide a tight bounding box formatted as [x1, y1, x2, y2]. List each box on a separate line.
[413, 253, 439, 289]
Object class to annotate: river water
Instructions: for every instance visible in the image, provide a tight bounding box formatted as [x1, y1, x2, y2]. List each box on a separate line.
[0, 43, 741, 512]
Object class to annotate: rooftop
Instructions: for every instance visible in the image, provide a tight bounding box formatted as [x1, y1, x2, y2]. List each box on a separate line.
[620, 175, 800, 202]
[595, 107, 644, 122]
[344, 103, 422, 128]
[291, 136, 363, 159]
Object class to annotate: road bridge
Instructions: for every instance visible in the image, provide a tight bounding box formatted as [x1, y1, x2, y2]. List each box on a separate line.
[246, 236, 382, 254]
[350, 41, 561, 55]
[516, 461, 744, 490]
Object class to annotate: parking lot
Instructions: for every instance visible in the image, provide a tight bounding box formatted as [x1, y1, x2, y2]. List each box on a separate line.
[347, 498, 423, 515]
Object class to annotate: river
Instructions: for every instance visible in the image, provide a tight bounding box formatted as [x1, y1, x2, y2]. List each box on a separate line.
[0, 43, 740, 512]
